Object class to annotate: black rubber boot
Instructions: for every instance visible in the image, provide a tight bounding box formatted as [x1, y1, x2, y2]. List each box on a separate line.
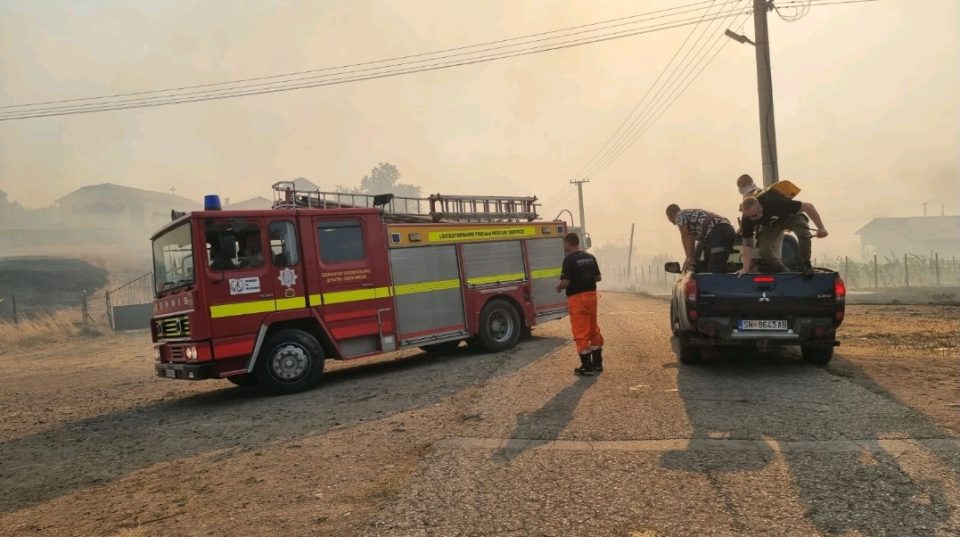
[574, 353, 594, 375]
[591, 348, 603, 372]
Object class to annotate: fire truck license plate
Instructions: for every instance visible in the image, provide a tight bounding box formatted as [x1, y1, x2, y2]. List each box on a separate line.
[164, 368, 176, 378]
[739, 320, 788, 331]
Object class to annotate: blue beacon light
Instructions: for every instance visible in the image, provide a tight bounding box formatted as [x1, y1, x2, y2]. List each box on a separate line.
[204, 194, 222, 211]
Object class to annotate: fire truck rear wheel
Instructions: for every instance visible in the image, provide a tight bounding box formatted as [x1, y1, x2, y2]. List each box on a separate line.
[256, 329, 325, 395]
[478, 299, 521, 352]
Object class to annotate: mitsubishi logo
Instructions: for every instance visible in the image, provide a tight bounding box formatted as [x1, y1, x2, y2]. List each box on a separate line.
[759, 291, 771, 303]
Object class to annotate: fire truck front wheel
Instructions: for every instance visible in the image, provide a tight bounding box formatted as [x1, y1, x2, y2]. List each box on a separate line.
[255, 329, 325, 395]
[477, 299, 522, 352]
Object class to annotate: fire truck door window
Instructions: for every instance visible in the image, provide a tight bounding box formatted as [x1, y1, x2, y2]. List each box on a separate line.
[317, 220, 365, 263]
[204, 220, 263, 270]
[269, 221, 299, 266]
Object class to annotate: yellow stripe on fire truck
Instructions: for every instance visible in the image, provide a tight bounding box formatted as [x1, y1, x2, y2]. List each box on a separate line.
[211, 269, 557, 319]
[530, 267, 562, 279]
[210, 299, 280, 319]
[466, 272, 527, 286]
[393, 278, 461, 296]
[275, 297, 307, 311]
[310, 286, 393, 306]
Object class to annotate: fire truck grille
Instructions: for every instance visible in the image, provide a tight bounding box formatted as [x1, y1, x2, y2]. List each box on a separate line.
[156, 315, 190, 339]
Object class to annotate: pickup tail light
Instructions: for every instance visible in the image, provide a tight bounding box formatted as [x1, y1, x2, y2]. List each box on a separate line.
[685, 279, 697, 303]
[753, 276, 775, 283]
[834, 276, 846, 324]
[834, 277, 847, 301]
[685, 278, 698, 321]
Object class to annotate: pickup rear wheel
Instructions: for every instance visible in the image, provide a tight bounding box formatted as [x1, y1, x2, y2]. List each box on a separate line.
[255, 329, 325, 395]
[801, 345, 834, 365]
[678, 336, 701, 364]
[477, 299, 521, 352]
[669, 302, 680, 336]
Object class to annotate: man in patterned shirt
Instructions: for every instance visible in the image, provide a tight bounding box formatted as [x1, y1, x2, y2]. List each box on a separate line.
[665, 204, 736, 273]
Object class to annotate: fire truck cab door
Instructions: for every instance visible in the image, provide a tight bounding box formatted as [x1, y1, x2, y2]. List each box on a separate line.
[266, 220, 307, 310]
[309, 214, 396, 357]
[203, 216, 274, 339]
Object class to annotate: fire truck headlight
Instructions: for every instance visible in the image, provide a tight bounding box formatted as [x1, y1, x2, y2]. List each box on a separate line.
[186, 346, 197, 360]
[153, 348, 161, 362]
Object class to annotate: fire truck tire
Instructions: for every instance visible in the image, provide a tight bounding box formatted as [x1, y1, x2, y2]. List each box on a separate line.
[477, 299, 521, 352]
[226, 373, 258, 387]
[255, 329, 325, 395]
[520, 326, 533, 340]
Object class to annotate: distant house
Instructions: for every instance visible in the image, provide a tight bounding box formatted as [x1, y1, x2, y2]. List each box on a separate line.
[226, 196, 273, 210]
[290, 177, 320, 191]
[56, 183, 201, 231]
[856, 216, 960, 258]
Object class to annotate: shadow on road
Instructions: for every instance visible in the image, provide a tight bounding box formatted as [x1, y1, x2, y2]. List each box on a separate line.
[492, 374, 597, 463]
[662, 347, 957, 536]
[0, 335, 566, 513]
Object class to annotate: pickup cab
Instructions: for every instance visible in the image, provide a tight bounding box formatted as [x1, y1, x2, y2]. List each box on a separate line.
[665, 236, 846, 364]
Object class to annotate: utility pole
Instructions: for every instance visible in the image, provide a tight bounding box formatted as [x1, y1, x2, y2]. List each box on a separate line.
[570, 179, 589, 239]
[922, 201, 928, 217]
[753, 0, 779, 187]
[626, 223, 636, 275]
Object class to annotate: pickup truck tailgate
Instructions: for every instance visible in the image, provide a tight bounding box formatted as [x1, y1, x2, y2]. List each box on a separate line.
[696, 273, 838, 319]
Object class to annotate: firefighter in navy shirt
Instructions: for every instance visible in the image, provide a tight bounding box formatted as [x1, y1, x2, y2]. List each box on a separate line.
[556, 232, 604, 375]
[737, 191, 828, 276]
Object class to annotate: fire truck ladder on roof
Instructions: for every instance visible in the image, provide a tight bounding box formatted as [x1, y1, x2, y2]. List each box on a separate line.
[272, 181, 539, 223]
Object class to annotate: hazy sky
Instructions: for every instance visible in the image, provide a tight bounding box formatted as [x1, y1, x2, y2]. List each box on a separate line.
[1, 0, 957, 258]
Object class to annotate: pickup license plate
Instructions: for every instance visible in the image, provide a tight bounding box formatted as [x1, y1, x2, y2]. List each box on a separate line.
[164, 368, 177, 378]
[739, 320, 788, 331]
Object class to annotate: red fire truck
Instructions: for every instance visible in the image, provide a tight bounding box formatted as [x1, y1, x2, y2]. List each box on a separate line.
[150, 182, 570, 394]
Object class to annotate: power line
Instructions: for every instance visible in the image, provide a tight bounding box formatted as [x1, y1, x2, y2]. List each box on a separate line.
[2, 2, 748, 120]
[551, 2, 747, 216]
[578, 0, 745, 181]
[779, 0, 883, 6]
[2, 0, 724, 111]
[576, 1, 751, 182]
[774, 0, 812, 21]
[570, 0, 725, 183]
[2, 6, 748, 120]
[589, 9, 752, 179]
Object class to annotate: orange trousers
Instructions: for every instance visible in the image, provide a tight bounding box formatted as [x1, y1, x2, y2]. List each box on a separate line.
[567, 291, 604, 355]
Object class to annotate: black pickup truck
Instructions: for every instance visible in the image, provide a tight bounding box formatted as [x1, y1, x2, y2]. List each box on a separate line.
[665, 236, 846, 364]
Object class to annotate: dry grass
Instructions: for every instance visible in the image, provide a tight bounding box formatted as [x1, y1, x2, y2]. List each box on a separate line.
[0, 309, 102, 350]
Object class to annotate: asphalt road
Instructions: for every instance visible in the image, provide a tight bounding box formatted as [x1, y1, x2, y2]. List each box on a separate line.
[0, 292, 957, 537]
[361, 292, 960, 537]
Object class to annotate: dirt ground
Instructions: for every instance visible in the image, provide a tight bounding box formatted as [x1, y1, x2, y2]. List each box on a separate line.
[0, 296, 957, 537]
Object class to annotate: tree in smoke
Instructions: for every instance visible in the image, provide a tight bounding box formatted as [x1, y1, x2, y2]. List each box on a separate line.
[337, 162, 421, 198]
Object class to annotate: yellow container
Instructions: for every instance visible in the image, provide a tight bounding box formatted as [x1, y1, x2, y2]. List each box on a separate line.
[766, 180, 801, 199]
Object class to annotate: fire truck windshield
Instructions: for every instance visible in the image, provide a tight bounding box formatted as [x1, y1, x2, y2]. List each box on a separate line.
[152, 222, 195, 294]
